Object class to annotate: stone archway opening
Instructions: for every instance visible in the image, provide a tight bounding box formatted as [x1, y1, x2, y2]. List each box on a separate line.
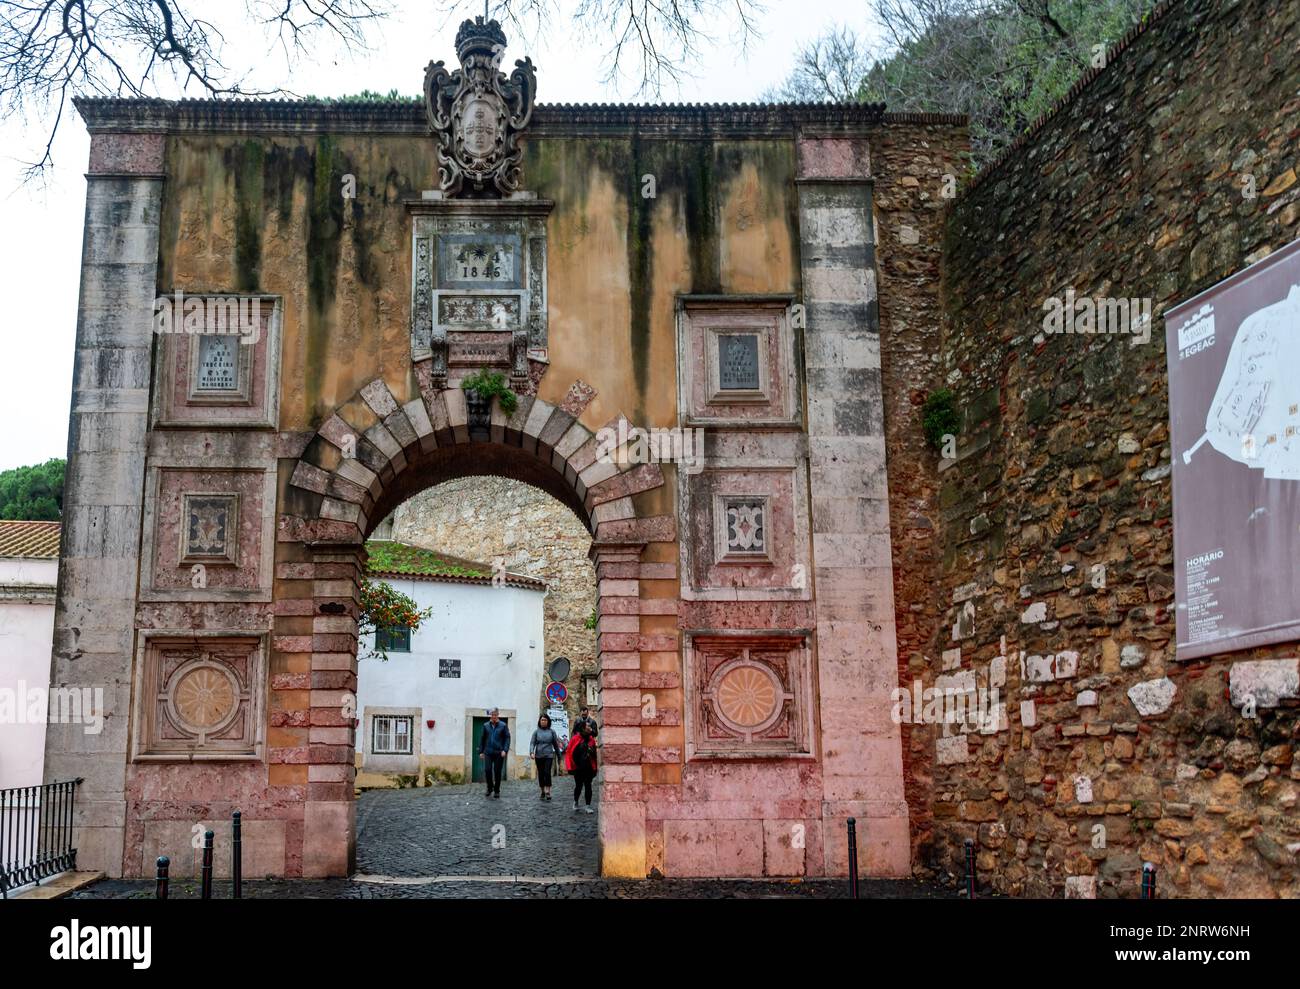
[350, 471, 602, 879]
[279, 377, 672, 878]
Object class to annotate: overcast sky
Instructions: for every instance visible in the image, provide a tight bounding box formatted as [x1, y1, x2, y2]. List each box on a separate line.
[0, 0, 866, 472]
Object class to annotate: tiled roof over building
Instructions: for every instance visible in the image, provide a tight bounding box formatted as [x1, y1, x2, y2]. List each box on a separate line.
[365, 540, 544, 591]
[0, 520, 61, 559]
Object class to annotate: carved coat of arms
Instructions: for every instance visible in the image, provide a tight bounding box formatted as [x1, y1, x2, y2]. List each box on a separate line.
[424, 17, 536, 197]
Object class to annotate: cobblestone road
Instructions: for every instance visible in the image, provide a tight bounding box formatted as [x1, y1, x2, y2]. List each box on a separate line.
[354, 780, 601, 878]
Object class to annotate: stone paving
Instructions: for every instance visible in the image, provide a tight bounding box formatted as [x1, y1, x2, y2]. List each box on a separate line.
[64, 780, 961, 899]
[354, 780, 601, 878]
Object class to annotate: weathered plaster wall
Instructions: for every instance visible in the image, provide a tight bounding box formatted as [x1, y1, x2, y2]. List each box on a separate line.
[932, 0, 1300, 897]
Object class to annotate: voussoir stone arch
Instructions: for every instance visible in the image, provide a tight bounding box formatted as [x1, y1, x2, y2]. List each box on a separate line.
[284, 375, 671, 546]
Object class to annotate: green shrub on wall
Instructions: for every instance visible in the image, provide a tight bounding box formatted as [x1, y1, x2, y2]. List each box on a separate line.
[922, 389, 960, 451]
[460, 368, 518, 416]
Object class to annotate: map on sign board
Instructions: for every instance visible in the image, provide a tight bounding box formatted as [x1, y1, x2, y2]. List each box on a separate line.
[1165, 236, 1300, 659]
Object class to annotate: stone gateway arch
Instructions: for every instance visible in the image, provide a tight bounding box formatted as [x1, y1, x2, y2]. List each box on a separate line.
[48, 16, 967, 879]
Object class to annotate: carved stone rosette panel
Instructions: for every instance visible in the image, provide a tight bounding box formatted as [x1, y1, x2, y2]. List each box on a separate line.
[131, 633, 267, 761]
[685, 634, 814, 759]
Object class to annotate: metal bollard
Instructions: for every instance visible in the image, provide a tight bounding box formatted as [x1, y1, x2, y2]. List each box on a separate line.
[155, 856, 170, 900]
[232, 810, 242, 900]
[846, 817, 860, 899]
[200, 830, 215, 900]
[965, 838, 977, 899]
[1141, 862, 1156, 899]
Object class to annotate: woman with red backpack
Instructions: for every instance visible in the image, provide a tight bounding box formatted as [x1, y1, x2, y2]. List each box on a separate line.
[564, 721, 598, 813]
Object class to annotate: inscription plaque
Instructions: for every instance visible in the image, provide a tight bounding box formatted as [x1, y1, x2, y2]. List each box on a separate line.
[196, 335, 239, 392]
[718, 333, 761, 391]
[438, 233, 522, 289]
[439, 658, 462, 679]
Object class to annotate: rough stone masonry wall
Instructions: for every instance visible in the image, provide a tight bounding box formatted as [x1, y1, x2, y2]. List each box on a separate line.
[872, 122, 972, 866]
[389, 476, 597, 710]
[933, 0, 1300, 897]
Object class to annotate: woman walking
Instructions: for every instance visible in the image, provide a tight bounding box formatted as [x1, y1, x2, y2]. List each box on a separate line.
[564, 721, 598, 813]
[529, 714, 564, 801]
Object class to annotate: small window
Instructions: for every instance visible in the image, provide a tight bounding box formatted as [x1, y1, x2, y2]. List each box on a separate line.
[372, 715, 414, 754]
[376, 625, 411, 653]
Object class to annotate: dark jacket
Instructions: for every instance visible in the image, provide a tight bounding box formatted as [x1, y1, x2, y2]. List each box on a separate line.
[479, 719, 510, 755]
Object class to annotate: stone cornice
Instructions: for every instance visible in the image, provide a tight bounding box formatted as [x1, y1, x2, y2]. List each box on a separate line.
[73, 97, 964, 139]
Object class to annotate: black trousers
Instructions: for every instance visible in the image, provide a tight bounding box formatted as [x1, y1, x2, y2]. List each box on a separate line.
[535, 756, 553, 788]
[572, 768, 593, 805]
[484, 753, 504, 794]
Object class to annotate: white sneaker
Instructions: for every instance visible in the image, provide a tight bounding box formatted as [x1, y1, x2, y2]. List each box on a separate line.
[573, 805, 580, 812]
[584, 807, 594, 814]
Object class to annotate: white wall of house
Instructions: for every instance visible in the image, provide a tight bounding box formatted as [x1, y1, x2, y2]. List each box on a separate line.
[0, 556, 58, 790]
[356, 577, 546, 782]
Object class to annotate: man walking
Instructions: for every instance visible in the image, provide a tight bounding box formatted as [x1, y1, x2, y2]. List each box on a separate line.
[573, 705, 599, 738]
[479, 708, 510, 798]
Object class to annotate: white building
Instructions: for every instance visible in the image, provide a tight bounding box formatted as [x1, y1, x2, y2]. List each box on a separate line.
[356, 539, 548, 786]
[0, 521, 60, 791]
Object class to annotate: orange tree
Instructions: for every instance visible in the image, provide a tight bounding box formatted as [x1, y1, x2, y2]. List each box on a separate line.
[358, 579, 432, 661]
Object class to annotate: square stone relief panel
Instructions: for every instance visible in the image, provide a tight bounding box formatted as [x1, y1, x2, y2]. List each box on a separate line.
[678, 299, 799, 426]
[683, 467, 808, 598]
[140, 467, 275, 601]
[131, 633, 266, 762]
[684, 634, 813, 759]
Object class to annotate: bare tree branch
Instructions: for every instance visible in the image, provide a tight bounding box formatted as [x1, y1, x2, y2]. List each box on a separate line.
[0, 0, 390, 178]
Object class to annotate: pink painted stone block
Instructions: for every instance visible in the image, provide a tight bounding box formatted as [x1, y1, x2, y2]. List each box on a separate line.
[602, 764, 643, 783]
[599, 650, 640, 670]
[601, 670, 640, 689]
[599, 800, 647, 878]
[601, 688, 641, 707]
[797, 136, 871, 179]
[600, 725, 642, 744]
[586, 462, 665, 506]
[595, 515, 676, 545]
[303, 801, 354, 878]
[763, 819, 808, 877]
[664, 819, 764, 877]
[602, 706, 642, 726]
[560, 378, 597, 417]
[88, 132, 165, 175]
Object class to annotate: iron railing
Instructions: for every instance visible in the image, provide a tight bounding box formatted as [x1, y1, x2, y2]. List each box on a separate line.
[0, 778, 81, 897]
